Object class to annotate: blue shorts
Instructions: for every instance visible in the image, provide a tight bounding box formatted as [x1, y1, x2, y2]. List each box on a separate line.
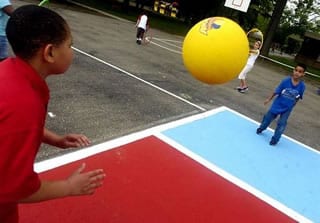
[0, 35, 8, 60]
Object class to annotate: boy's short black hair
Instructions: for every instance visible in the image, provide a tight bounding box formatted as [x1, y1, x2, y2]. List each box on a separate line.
[297, 63, 307, 72]
[6, 5, 69, 60]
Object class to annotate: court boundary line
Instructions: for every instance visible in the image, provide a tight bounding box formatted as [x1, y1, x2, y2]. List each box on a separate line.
[72, 47, 205, 111]
[35, 107, 225, 172]
[152, 38, 183, 43]
[151, 37, 182, 49]
[149, 41, 182, 54]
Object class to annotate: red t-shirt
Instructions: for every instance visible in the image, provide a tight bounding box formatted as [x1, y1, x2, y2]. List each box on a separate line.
[0, 57, 49, 220]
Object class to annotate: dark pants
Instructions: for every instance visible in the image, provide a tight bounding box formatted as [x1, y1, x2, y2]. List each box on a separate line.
[136, 27, 145, 39]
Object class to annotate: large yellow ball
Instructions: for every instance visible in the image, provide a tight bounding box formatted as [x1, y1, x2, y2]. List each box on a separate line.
[182, 17, 249, 84]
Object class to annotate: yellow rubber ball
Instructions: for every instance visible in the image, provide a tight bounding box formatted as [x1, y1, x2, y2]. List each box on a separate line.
[182, 17, 249, 84]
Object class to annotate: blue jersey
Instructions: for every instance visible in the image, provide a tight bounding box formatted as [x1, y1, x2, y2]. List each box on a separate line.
[270, 76, 305, 114]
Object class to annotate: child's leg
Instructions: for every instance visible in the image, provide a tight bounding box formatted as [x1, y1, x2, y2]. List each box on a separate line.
[258, 110, 277, 132]
[237, 64, 251, 89]
[136, 28, 144, 44]
[240, 79, 246, 88]
[238, 78, 249, 93]
[136, 28, 144, 39]
[140, 29, 145, 41]
[272, 110, 291, 143]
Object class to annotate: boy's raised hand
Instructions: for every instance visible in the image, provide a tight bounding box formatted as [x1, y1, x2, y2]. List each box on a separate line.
[67, 163, 106, 196]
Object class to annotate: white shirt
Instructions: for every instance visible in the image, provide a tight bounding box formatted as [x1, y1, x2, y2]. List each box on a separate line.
[247, 50, 260, 66]
[137, 15, 148, 30]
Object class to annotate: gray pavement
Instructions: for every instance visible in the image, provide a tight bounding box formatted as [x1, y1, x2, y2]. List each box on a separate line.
[12, 0, 320, 161]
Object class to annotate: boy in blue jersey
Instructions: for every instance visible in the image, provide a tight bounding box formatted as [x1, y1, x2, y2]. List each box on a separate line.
[256, 63, 306, 145]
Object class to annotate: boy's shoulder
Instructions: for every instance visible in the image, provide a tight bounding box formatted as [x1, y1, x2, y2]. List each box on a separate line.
[280, 76, 292, 83]
[282, 75, 305, 89]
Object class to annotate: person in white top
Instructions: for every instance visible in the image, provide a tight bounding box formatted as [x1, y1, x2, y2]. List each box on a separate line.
[135, 11, 149, 45]
[236, 40, 262, 93]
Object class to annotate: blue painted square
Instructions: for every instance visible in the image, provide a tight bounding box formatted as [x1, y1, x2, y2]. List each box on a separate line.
[162, 109, 320, 222]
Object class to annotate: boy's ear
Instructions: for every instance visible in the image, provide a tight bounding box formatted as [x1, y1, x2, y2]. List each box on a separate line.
[43, 44, 55, 63]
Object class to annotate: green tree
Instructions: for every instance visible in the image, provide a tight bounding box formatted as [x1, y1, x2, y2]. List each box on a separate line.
[261, 0, 320, 55]
[281, 0, 320, 35]
[260, 0, 288, 56]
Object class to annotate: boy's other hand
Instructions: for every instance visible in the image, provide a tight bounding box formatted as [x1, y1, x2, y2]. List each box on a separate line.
[58, 134, 91, 148]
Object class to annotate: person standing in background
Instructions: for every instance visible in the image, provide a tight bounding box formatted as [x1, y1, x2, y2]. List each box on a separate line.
[236, 40, 261, 93]
[135, 10, 149, 45]
[0, 0, 13, 61]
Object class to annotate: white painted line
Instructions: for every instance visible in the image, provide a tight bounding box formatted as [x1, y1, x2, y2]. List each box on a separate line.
[152, 37, 183, 49]
[72, 46, 205, 111]
[35, 107, 226, 172]
[35, 128, 151, 173]
[152, 37, 183, 43]
[149, 41, 182, 54]
[155, 132, 313, 223]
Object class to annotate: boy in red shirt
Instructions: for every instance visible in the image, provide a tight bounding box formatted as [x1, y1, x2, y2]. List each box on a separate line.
[0, 5, 106, 222]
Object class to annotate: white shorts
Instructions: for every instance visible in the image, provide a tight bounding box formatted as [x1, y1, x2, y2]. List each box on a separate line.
[238, 64, 253, 80]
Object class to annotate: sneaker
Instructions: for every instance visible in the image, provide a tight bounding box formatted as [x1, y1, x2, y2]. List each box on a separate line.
[269, 138, 278, 146]
[256, 128, 263, 134]
[239, 87, 248, 93]
[136, 39, 141, 45]
[235, 86, 242, 90]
